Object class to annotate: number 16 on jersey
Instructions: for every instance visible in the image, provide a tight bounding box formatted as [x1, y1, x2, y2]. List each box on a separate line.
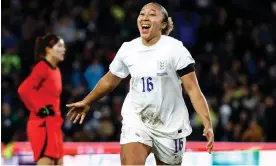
[174, 138, 183, 153]
[141, 77, 154, 92]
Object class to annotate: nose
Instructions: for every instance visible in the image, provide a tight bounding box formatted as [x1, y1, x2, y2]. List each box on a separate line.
[141, 14, 149, 21]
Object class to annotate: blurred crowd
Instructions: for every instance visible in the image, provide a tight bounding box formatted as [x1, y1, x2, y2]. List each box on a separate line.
[2, 0, 276, 144]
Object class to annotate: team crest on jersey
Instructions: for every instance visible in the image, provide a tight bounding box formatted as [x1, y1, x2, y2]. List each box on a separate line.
[157, 60, 168, 76]
[157, 60, 167, 71]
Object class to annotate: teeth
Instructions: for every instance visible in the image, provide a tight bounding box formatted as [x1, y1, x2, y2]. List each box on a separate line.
[142, 24, 150, 28]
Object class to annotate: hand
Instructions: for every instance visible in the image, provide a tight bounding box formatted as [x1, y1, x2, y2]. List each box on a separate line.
[66, 101, 90, 124]
[203, 127, 214, 154]
[37, 105, 55, 118]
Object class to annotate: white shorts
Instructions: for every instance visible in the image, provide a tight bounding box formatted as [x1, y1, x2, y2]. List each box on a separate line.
[120, 125, 186, 165]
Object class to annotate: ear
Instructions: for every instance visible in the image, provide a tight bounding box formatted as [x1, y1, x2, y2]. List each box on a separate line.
[161, 22, 167, 30]
[45, 47, 51, 54]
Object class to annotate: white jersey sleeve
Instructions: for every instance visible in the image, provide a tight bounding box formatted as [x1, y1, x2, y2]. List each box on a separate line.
[173, 42, 195, 71]
[109, 43, 129, 78]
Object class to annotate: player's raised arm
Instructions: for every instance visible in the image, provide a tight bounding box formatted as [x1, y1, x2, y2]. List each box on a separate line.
[66, 71, 123, 124]
[180, 71, 214, 153]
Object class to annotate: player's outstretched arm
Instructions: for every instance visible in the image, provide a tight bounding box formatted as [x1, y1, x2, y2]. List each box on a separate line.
[66, 71, 122, 124]
[180, 71, 214, 154]
[82, 71, 123, 105]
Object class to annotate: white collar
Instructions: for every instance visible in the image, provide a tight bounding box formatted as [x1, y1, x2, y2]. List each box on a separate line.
[136, 35, 164, 52]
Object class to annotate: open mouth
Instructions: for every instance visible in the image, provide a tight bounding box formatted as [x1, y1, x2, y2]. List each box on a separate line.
[142, 24, 151, 29]
[141, 24, 151, 34]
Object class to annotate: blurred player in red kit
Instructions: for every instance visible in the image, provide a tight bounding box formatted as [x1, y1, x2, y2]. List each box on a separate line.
[18, 33, 66, 165]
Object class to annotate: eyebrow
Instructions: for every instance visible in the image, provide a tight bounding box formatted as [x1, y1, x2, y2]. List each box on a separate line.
[140, 9, 157, 12]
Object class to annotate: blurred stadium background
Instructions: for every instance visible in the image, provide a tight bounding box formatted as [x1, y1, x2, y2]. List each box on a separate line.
[1, 0, 276, 165]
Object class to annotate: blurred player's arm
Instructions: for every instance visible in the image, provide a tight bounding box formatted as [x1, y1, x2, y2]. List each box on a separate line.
[82, 71, 123, 105]
[18, 62, 48, 113]
[180, 71, 212, 129]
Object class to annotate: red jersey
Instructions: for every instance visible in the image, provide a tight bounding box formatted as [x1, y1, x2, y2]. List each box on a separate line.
[18, 60, 62, 120]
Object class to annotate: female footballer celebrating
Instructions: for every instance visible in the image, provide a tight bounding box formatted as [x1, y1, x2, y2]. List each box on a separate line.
[67, 2, 214, 165]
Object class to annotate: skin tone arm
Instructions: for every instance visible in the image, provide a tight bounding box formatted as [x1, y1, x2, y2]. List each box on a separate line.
[66, 71, 122, 124]
[83, 71, 122, 105]
[180, 71, 214, 153]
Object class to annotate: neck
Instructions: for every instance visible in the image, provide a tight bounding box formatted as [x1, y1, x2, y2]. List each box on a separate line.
[45, 55, 57, 68]
[142, 35, 161, 46]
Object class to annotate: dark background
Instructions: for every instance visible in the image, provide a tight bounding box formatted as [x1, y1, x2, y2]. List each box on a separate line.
[2, 0, 276, 144]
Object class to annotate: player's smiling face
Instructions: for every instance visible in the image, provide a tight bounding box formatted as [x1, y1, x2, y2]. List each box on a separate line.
[137, 3, 165, 41]
[49, 39, 66, 62]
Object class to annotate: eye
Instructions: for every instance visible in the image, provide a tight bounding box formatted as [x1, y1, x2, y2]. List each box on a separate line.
[58, 43, 64, 48]
[139, 13, 145, 16]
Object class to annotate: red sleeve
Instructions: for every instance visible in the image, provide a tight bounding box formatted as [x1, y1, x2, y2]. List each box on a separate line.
[18, 61, 48, 113]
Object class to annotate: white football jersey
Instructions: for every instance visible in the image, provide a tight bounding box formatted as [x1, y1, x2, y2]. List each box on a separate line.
[110, 35, 194, 138]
